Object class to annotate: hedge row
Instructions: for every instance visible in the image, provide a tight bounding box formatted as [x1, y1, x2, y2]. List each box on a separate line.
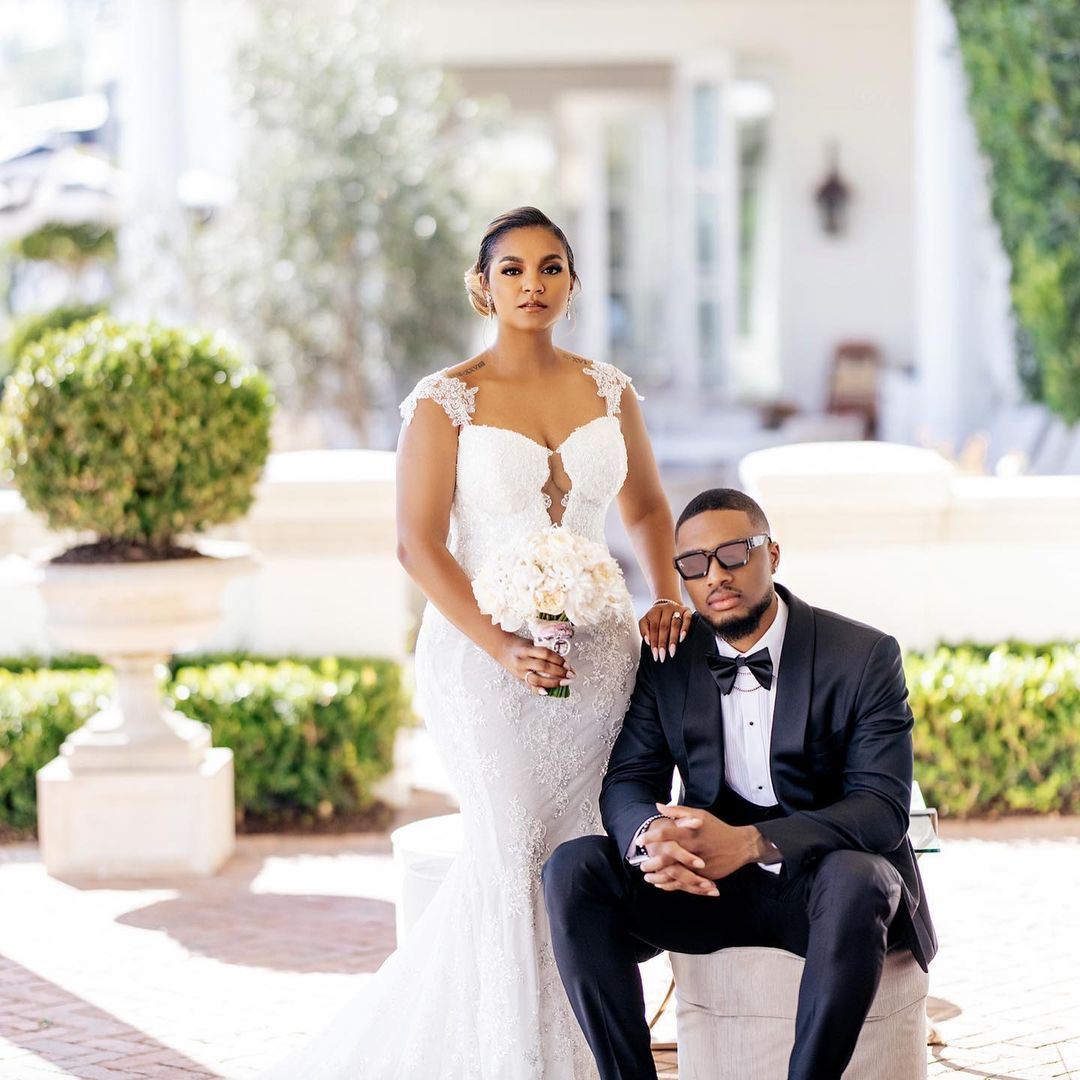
[0, 653, 411, 836]
[1, 643, 1075, 830]
[0, 665, 111, 834]
[907, 642, 1079, 817]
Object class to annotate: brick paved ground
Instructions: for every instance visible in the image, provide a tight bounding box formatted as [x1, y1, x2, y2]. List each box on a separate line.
[0, 799, 1077, 1079]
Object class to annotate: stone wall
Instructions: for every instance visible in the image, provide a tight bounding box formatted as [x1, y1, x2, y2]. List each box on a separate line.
[740, 442, 1080, 650]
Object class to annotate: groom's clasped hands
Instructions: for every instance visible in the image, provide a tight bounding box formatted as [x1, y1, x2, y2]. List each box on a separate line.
[639, 802, 780, 897]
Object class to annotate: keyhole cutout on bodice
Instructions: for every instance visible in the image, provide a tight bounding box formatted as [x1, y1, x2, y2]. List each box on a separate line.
[543, 449, 572, 527]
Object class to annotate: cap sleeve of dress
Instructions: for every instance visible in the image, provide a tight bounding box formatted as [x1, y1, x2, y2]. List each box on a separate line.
[399, 371, 478, 428]
[582, 361, 644, 417]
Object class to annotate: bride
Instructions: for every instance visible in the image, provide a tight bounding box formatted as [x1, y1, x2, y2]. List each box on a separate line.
[270, 206, 691, 1078]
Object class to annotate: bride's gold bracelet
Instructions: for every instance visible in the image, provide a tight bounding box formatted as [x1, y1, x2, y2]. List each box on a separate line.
[650, 598, 680, 608]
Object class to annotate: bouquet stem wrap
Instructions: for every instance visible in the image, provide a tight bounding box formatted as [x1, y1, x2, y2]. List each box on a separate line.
[531, 612, 574, 698]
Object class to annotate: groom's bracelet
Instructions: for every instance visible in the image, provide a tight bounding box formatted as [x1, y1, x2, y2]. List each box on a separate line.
[628, 813, 668, 866]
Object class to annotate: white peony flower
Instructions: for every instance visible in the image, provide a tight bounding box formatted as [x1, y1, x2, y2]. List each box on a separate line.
[472, 525, 625, 630]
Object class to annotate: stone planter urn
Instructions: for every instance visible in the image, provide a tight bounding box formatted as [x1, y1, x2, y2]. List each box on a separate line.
[34, 540, 256, 878]
[0, 317, 274, 879]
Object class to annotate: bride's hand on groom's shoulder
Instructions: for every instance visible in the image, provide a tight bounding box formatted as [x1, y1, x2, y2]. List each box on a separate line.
[638, 600, 693, 664]
[640, 804, 762, 895]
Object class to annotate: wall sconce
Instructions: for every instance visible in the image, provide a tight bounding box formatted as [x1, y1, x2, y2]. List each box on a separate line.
[815, 144, 851, 236]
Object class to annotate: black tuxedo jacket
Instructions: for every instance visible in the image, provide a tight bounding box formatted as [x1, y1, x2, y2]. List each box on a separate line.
[600, 583, 937, 970]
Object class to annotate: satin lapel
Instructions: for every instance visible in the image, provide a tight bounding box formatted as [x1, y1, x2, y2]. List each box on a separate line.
[770, 584, 815, 806]
[680, 614, 724, 806]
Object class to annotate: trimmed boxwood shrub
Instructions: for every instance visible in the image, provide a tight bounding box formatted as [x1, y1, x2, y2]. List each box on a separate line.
[907, 642, 1080, 817]
[0, 318, 274, 551]
[1, 304, 108, 389]
[0, 654, 411, 837]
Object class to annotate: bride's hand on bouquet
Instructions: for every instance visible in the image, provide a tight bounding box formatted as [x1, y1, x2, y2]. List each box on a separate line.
[495, 633, 575, 696]
[639, 599, 693, 664]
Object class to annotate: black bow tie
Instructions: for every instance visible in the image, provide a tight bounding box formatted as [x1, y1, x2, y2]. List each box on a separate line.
[706, 647, 774, 695]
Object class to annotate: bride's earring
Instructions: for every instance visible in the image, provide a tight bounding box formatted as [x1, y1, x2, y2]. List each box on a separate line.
[486, 294, 495, 319]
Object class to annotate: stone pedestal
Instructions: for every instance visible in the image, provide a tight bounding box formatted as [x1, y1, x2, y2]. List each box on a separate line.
[37, 747, 235, 878]
[32, 540, 254, 879]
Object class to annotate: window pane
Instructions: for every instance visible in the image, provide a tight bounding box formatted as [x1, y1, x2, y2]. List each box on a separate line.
[693, 84, 720, 169]
[698, 300, 721, 364]
[696, 192, 720, 272]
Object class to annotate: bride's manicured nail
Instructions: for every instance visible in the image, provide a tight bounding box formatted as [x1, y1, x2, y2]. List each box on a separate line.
[670, 643, 677, 658]
[680, 631, 688, 642]
[538, 687, 548, 696]
[559, 679, 571, 687]
[651, 648, 659, 663]
[659, 647, 667, 663]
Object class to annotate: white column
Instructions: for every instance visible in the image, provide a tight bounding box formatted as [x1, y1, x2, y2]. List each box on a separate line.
[117, 0, 184, 209]
[913, 0, 1019, 449]
[116, 0, 186, 318]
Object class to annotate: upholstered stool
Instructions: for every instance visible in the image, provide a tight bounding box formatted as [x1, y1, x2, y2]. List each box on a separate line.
[670, 946, 928, 1080]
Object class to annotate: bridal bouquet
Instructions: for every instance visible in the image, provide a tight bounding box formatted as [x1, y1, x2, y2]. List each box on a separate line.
[472, 526, 625, 698]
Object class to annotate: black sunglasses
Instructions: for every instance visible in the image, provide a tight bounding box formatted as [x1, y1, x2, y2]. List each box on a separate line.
[673, 534, 771, 580]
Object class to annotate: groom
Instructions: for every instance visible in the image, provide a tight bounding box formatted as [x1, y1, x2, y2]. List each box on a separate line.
[543, 488, 936, 1080]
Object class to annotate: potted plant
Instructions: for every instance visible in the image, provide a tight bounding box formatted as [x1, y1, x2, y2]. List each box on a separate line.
[0, 317, 274, 876]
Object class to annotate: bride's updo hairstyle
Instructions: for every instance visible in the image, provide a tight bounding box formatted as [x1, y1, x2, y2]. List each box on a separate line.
[464, 206, 579, 317]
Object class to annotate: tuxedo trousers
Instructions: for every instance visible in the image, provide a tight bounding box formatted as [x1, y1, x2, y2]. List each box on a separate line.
[542, 832, 906, 1080]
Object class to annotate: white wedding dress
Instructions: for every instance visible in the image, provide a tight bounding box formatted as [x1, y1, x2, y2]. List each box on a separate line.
[267, 361, 641, 1078]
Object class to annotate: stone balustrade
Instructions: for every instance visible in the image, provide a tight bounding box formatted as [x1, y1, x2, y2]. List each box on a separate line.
[0, 450, 415, 660]
[2, 443, 1078, 661]
[739, 442, 1080, 650]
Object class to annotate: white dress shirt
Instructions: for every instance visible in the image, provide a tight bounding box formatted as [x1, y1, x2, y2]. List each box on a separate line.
[716, 594, 788, 808]
[628, 596, 789, 873]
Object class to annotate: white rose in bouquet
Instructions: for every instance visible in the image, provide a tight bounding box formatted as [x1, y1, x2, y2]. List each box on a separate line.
[472, 526, 626, 698]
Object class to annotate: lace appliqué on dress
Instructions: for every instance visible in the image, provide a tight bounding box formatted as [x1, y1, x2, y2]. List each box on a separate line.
[583, 361, 644, 417]
[400, 370, 478, 428]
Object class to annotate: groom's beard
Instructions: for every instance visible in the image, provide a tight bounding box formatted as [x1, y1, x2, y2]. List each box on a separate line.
[700, 586, 775, 644]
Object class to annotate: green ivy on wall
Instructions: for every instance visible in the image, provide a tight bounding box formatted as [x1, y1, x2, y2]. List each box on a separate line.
[948, 0, 1080, 423]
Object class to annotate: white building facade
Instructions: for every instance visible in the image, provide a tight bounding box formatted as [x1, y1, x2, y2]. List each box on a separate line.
[107, 0, 1030, 464]
[408, 0, 1021, 454]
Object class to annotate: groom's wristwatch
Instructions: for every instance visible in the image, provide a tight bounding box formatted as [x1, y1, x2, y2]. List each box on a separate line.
[627, 813, 667, 866]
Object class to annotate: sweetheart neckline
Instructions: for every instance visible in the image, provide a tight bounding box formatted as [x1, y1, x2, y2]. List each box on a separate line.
[459, 414, 619, 456]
